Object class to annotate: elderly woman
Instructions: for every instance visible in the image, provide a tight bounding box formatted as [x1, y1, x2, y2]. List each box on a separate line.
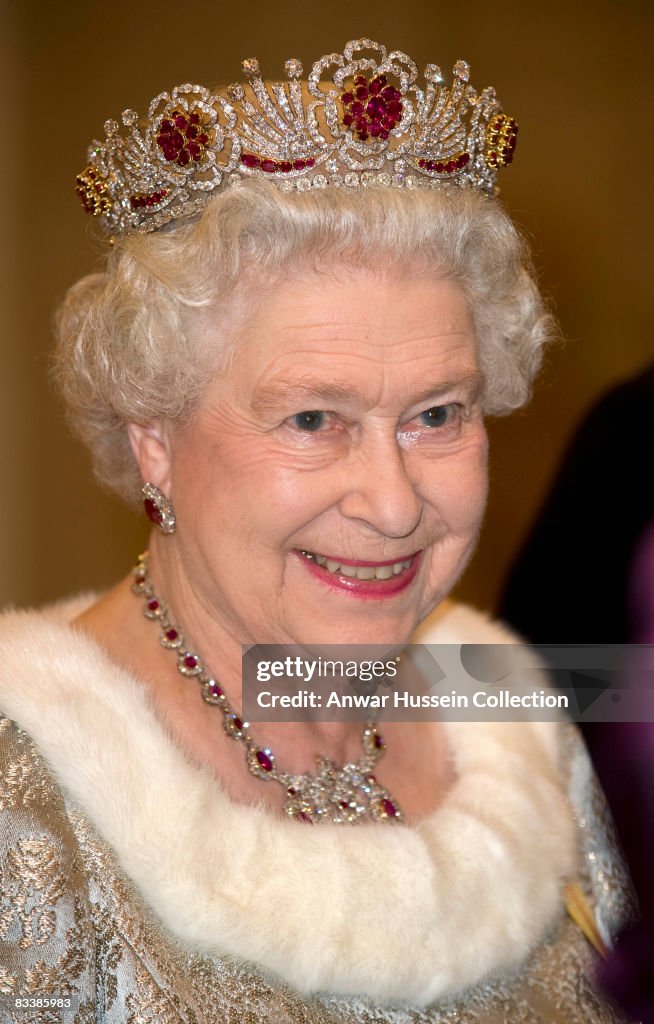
[0, 39, 634, 1023]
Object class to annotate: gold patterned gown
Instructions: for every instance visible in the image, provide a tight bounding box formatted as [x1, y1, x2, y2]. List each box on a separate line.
[0, 602, 637, 1024]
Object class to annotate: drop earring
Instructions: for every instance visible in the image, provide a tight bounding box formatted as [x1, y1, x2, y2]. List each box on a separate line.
[142, 482, 176, 535]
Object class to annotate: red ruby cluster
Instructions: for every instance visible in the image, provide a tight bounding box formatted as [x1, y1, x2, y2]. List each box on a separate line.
[340, 74, 403, 142]
[130, 189, 169, 210]
[240, 153, 316, 173]
[157, 109, 211, 167]
[486, 115, 518, 168]
[418, 152, 471, 174]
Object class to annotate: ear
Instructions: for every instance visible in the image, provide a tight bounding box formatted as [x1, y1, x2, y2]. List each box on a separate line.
[127, 422, 172, 494]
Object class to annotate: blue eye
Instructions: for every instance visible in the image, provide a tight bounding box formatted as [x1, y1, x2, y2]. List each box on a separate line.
[292, 411, 326, 432]
[419, 406, 451, 427]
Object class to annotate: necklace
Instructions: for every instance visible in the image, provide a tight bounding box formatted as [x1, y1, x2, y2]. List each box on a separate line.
[131, 552, 403, 825]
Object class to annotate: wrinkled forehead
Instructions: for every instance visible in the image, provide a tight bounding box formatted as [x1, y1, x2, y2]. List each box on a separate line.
[195, 269, 481, 413]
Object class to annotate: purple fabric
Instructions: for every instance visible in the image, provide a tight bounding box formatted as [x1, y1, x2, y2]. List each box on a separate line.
[598, 519, 654, 1022]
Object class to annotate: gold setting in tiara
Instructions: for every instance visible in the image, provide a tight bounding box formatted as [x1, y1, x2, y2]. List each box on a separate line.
[76, 38, 518, 237]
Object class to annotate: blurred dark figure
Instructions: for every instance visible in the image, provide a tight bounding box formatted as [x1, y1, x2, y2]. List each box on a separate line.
[500, 363, 654, 645]
[598, 523, 654, 1023]
[500, 364, 654, 1022]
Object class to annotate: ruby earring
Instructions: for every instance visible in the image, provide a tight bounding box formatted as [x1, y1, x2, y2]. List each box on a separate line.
[142, 482, 176, 535]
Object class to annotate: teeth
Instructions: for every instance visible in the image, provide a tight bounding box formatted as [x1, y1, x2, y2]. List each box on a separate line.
[340, 564, 357, 577]
[356, 566, 377, 580]
[301, 551, 414, 580]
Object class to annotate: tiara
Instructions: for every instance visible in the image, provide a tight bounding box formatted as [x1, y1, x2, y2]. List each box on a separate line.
[76, 38, 518, 238]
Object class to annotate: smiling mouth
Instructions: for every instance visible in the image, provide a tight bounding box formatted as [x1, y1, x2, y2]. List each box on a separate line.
[298, 550, 416, 581]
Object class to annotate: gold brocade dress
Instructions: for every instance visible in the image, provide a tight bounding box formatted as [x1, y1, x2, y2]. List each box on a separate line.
[0, 604, 637, 1024]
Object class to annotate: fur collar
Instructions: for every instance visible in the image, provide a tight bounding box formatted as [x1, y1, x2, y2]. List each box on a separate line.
[0, 600, 576, 1006]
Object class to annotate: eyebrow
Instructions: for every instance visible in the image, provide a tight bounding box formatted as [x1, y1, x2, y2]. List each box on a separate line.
[252, 371, 484, 412]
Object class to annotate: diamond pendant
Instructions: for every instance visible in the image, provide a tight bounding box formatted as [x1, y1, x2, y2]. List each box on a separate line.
[282, 757, 402, 824]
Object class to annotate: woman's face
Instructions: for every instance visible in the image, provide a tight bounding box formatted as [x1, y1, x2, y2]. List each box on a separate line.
[163, 265, 488, 646]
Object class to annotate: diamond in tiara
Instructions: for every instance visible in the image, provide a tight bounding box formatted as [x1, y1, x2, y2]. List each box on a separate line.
[75, 38, 518, 238]
[284, 58, 303, 78]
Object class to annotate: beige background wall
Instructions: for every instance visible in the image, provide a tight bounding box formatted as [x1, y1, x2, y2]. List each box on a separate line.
[1, 0, 652, 611]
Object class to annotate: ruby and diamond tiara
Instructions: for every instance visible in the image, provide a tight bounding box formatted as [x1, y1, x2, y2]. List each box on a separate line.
[76, 38, 518, 238]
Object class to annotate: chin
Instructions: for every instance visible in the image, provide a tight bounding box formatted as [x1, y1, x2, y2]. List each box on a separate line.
[293, 611, 421, 650]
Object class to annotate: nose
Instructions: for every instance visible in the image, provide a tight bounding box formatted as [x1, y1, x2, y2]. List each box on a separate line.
[338, 430, 422, 538]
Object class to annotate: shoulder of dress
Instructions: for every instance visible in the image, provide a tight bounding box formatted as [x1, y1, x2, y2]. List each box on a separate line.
[0, 714, 79, 833]
[560, 719, 639, 940]
[0, 715, 97, 1010]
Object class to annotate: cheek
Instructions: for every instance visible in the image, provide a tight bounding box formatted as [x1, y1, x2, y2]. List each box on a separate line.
[171, 430, 341, 543]
[421, 434, 489, 533]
